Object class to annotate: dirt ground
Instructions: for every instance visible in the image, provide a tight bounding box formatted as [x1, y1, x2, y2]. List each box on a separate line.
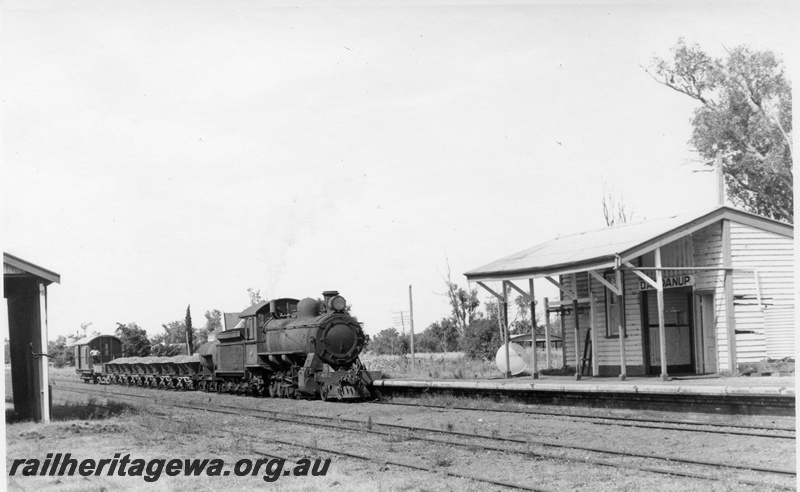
[5, 375, 796, 491]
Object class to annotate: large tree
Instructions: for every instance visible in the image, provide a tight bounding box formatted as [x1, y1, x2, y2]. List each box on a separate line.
[198, 309, 223, 346]
[150, 320, 187, 357]
[648, 39, 793, 222]
[368, 328, 409, 356]
[185, 305, 193, 355]
[424, 318, 460, 353]
[443, 262, 480, 339]
[115, 322, 151, 357]
[47, 336, 74, 368]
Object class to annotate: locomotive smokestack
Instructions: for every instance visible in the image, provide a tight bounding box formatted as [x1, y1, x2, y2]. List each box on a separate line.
[322, 290, 339, 302]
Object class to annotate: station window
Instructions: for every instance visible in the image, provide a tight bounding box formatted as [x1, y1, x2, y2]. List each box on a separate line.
[604, 272, 625, 337]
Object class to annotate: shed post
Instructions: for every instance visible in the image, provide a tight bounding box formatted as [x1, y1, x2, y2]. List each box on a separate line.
[39, 283, 50, 422]
[529, 278, 538, 379]
[722, 219, 737, 373]
[615, 267, 627, 380]
[544, 297, 552, 370]
[572, 274, 581, 380]
[502, 281, 511, 378]
[589, 293, 598, 377]
[655, 248, 668, 381]
[573, 296, 581, 380]
[560, 308, 567, 370]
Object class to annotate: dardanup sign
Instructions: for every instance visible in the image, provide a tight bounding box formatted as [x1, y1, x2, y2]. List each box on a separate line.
[639, 274, 695, 291]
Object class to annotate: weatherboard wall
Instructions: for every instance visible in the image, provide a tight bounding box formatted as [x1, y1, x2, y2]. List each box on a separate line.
[729, 221, 794, 362]
[691, 222, 730, 371]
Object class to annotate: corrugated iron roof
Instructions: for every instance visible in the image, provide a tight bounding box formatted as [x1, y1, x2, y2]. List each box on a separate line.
[3, 252, 61, 284]
[465, 205, 792, 281]
[72, 334, 120, 346]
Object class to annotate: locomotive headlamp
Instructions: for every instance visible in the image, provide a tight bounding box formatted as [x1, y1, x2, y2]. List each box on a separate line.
[329, 295, 347, 312]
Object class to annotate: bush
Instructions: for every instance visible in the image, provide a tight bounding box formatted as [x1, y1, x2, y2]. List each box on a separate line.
[51, 352, 72, 368]
[460, 319, 502, 361]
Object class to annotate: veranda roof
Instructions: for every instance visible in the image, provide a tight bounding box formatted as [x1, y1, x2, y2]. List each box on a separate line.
[464, 205, 792, 282]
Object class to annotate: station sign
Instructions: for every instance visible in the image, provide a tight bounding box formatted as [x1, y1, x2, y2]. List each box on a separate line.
[639, 274, 695, 291]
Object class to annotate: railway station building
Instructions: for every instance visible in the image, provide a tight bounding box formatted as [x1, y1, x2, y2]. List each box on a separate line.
[4, 252, 60, 421]
[465, 205, 794, 379]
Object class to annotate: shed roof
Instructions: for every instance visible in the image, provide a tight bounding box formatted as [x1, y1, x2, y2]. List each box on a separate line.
[73, 334, 121, 346]
[465, 206, 792, 282]
[3, 252, 61, 285]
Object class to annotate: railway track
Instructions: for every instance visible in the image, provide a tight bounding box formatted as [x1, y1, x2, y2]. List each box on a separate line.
[52, 381, 797, 490]
[375, 399, 796, 439]
[371, 380, 795, 417]
[50, 387, 550, 491]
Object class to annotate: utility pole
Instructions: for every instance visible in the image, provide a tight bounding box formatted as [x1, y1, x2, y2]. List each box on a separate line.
[409, 285, 415, 369]
[392, 311, 408, 335]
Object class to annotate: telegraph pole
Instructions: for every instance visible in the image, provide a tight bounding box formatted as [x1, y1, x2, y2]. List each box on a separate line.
[409, 285, 416, 369]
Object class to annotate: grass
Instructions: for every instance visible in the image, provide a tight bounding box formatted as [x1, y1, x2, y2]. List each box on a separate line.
[361, 350, 563, 380]
[6, 396, 137, 424]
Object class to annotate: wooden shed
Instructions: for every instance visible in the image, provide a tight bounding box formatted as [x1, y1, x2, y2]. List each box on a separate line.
[4, 252, 60, 421]
[465, 206, 793, 379]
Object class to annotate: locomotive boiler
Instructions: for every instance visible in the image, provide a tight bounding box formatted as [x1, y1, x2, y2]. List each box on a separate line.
[99, 291, 374, 401]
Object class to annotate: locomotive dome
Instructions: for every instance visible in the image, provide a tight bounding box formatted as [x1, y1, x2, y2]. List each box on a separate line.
[297, 297, 319, 318]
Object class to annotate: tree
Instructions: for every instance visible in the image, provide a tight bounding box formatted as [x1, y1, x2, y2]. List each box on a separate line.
[198, 309, 222, 346]
[204, 309, 222, 332]
[444, 263, 480, 338]
[247, 287, 263, 305]
[115, 322, 151, 357]
[368, 328, 409, 355]
[185, 305, 193, 355]
[647, 39, 793, 222]
[511, 295, 542, 335]
[601, 181, 634, 227]
[423, 318, 460, 352]
[461, 319, 503, 361]
[412, 330, 439, 353]
[47, 336, 73, 368]
[150, 320, 188, 357]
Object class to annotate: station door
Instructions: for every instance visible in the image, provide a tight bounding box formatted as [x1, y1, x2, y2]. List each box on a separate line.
[645, 287, 694, 374]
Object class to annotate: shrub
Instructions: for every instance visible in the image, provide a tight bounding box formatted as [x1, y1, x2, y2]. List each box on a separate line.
[461, 319, 502, 361]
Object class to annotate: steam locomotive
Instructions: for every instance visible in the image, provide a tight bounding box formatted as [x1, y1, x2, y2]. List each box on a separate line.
[78, 291, 374, 401]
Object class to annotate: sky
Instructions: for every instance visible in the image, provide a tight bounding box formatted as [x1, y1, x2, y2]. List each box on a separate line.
[1, 0, 796, 341]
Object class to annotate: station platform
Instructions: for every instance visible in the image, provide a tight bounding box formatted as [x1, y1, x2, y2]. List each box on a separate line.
[370, 375, 795, 416]
[372, 374, 795, 397]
